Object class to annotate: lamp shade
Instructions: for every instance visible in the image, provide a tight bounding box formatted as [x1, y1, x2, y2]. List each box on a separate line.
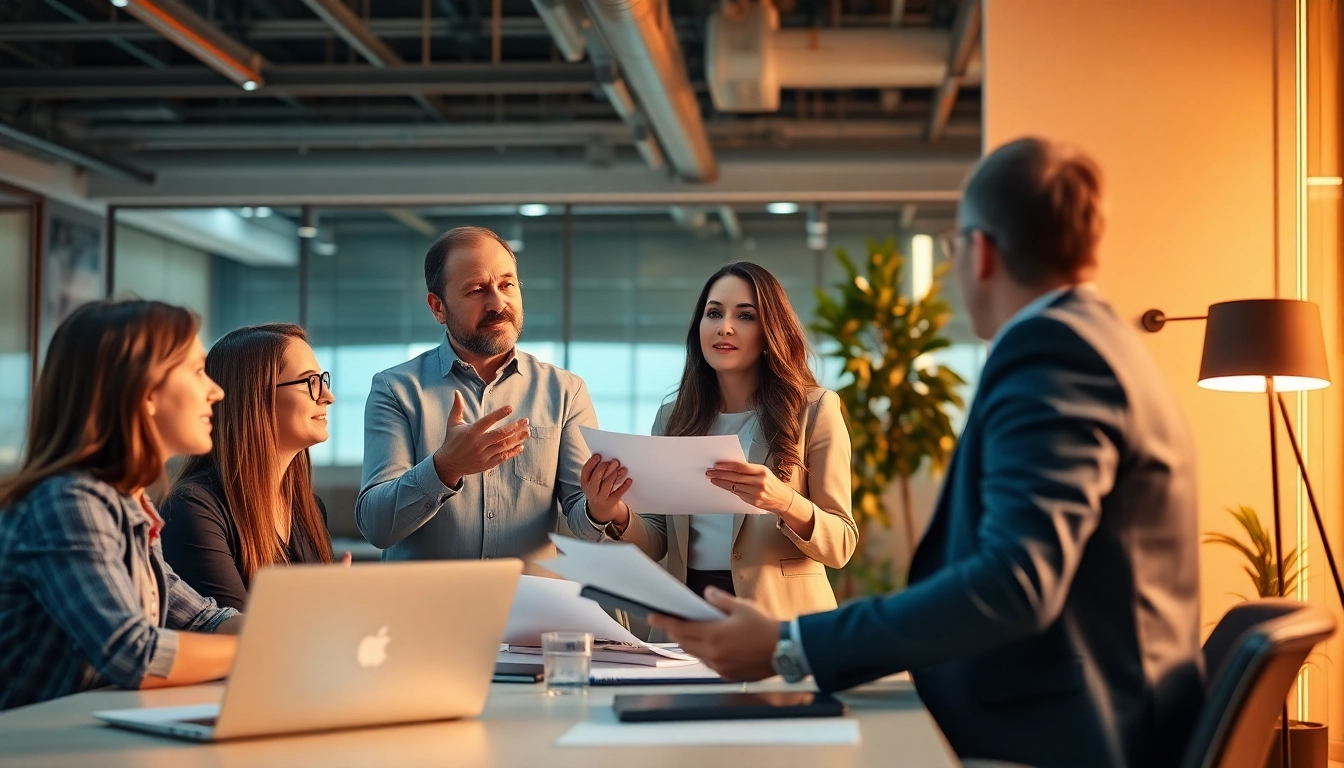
[1197, 299, 1331, 392]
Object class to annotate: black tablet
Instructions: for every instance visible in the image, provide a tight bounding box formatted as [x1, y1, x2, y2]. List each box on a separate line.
[579, 585, 694, 622]
[492, 662, 544, 683]
[613, 692, 845, 722]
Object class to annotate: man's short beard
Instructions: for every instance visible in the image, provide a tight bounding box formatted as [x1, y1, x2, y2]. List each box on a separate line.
[447, 307, 523, 357]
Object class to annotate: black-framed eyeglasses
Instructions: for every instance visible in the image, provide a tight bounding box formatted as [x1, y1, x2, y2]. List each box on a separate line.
[276, 371, 331, 402]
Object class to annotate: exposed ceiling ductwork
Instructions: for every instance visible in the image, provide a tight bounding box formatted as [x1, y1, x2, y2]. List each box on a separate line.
[576, 0, 719, 183]
[707, 1, 982, 113]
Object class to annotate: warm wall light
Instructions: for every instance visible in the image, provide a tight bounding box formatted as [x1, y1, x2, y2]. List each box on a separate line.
[1144, 298, 1341, 620]
[1196, 299, 1330, 392]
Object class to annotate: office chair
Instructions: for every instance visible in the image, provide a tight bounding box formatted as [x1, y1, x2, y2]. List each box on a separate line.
[1179, 598, 1336, 768]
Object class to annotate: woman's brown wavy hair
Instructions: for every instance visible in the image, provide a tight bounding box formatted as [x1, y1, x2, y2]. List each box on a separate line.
[663, 262, 818, 481]
[0, 300, 200, 508]
[173, 324, 332, 581]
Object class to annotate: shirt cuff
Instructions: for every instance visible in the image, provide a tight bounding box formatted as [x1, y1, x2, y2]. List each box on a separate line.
[201, 607, 241, 633]
[412, 453, 461, 501]
[145, 627, 180, 680]
[788, 618, 813, 676]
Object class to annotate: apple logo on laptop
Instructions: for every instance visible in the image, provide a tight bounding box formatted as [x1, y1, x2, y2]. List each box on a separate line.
[357, 626, 391, 668]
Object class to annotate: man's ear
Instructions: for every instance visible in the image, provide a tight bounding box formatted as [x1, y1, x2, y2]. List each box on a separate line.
[426, 292, 449, 326]
[972, 231, 997, 282]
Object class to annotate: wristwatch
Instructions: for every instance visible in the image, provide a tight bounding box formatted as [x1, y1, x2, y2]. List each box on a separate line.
[771, 622, 808, 683]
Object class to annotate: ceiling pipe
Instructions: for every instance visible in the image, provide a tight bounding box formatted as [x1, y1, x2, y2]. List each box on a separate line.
[926, 0, 981, 140]
[119, 0, 265, 90]
[576, 0, 719, 182]
[706, 2, 981, 112]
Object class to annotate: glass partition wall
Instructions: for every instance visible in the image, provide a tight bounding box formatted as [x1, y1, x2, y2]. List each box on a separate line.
[110, 202, 981, 545]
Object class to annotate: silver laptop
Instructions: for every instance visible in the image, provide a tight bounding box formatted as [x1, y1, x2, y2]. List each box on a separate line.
[94, 558, 523, 741]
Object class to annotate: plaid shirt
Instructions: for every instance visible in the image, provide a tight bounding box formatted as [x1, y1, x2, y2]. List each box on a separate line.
[0, 473, 238, 710]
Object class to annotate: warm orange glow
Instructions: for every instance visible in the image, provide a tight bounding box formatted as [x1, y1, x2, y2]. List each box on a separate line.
[1196, 375, 1330, 393]
[128, 1, 263, 88]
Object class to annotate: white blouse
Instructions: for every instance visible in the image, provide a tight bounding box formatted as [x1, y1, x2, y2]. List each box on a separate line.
[687, 410, 758, 571]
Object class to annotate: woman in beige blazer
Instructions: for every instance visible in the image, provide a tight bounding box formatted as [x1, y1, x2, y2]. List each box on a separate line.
[581, 261, 857, 621]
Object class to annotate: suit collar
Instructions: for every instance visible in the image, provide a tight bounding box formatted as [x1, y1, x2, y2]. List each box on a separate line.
[990, 283, 1096, 349]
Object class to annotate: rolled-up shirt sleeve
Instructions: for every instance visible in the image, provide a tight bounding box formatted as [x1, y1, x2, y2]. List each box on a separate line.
[357, 371, 459, 549]
[17, 481, 181, 689]
[158, 541, 239, 633]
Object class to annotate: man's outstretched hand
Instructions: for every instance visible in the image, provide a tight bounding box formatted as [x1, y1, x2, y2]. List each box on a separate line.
[649, 587, 778, 681]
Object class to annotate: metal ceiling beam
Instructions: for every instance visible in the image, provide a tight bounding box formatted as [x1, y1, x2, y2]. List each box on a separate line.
[0, 119, 155, 184]
[925, 0, 981, 141]
[86, 149, 976, 206]
[0, 64, 598, 99]
[297, 0, 452, 121]
[74, 117, 981, 151]
[38, 0, 166, 68]
[118, 0, 266, 90]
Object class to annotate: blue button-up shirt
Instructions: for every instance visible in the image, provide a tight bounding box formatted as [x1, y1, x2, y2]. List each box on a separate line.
[357, 338, 597, 563]
[0, 473, 238, 710]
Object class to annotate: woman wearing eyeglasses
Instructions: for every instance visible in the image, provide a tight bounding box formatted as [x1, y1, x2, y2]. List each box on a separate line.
[161, 324, 344, 611]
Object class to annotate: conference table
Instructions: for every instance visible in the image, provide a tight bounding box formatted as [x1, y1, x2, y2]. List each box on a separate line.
[0, 675, 960, 767]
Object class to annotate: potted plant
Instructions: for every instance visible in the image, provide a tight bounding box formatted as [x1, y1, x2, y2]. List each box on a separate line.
[1205, 505, 1327, 768]
[812, 237, 966, 597]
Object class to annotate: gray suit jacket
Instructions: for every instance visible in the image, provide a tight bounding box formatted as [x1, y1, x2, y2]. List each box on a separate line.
[357, 339, 595, 564]
[798, 288, 1203, 768]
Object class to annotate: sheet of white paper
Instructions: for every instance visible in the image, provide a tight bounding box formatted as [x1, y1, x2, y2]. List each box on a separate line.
[504, 575, 645, 646]
[587, 662, 722, 683]
[557, 718, 860, 747]
[502, 576, 696, 660]
[579, 427, 764, 515]
[539, 534, 725, 622]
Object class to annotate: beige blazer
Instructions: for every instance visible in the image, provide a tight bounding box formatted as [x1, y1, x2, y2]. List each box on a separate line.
[617, 388, 857, 621]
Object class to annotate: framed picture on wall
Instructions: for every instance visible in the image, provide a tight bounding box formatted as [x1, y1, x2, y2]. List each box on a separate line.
[39, 201, 105, 360]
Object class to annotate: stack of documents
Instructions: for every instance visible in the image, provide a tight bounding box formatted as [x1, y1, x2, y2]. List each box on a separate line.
[578, 427, 766, 516]
[504, 575, 698, 666]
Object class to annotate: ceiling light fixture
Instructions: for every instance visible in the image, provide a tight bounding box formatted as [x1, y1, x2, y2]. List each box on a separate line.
[767, 202, 799, 215]
[518, 203, 550, 217]
[111, 0, 129, 7]
[119, 0, 266, 92]
[254, 206, 272, 218]
[297, 225, 318, 239]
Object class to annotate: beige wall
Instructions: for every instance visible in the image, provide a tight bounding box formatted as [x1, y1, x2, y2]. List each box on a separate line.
[983, 0, 1342, 743]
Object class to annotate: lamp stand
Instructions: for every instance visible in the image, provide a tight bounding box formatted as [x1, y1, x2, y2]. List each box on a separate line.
[1276, 393, 1344, 606]
[1266, 380, 1290, 768]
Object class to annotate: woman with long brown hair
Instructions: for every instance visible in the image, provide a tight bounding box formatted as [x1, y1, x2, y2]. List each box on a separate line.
[580, 261, 857, 620]
[0, 300, 242, 711]
[160, 324, 342, 611]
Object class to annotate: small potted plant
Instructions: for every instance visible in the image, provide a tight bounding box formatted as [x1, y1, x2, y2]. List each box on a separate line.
[1205, 505, 1328, 768]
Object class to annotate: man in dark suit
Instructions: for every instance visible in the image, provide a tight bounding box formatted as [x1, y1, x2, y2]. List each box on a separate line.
[651, 137, 1204, 768]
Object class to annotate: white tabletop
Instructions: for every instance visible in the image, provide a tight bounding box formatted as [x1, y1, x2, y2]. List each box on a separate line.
[0, 677, 960, 768]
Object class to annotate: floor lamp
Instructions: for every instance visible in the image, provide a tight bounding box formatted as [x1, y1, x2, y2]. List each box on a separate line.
[1145, 298, 1332, 767]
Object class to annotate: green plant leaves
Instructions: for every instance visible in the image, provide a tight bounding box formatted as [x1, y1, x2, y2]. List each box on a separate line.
[1203, 505, 1300, 598]
[812, 237, 966, 598]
